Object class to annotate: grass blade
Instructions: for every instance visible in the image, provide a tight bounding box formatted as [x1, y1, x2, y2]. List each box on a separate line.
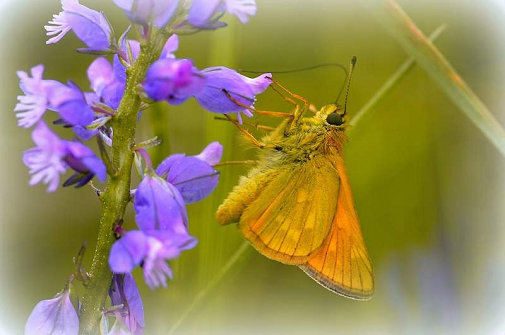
[358, 0, 505, 157]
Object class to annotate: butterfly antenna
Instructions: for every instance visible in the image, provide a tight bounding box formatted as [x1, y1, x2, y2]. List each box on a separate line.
[240, 63, 348, 101]
[342, 56, 357, 117]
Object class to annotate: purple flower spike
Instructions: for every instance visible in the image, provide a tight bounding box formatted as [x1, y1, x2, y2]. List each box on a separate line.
[110, 274, 145, 335]
[113, 0, 180, 28]
[49, 82, 95, 127]
[46, 0, 113, 52]
[134, 173, 189, 231]
[109, 230, 197, 289]
[15, 65, 60, 128]
[188, 0, 257, 27]
[25, 288, 79, 335]
[144, 59, 205, 105]
[195, 67, 271, 123]
[23, 122, 68, 192]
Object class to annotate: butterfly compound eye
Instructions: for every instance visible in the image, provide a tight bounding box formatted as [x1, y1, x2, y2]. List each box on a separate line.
[326, 113, 343, 126]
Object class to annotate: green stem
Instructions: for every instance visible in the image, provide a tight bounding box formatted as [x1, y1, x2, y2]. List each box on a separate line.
[78, 29, 171, 334]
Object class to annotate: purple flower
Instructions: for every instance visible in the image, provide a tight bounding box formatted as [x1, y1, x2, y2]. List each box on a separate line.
[63, 140, 107, 187]
[195, 141, 224, 165]
[25, 288, 79, 335]
[144, 58, 204, 105]
[49, 82, 96, 127]
[14, 65, 61, 128]
[45, 0, 113, 52]
[134, 173, 188, 231]
[110, 274, 145, 335]
[23, 122, 106, 192]
[88, 57, 125, 109]
[188, 0, 257, 27]
[160, 34, 179, 59]
[195, 67, 271, 123]
[23, 122, 68, 192]
[113, 0, 180, 28]
[109, 230, 197, 289]
[156, 142, 223, 204]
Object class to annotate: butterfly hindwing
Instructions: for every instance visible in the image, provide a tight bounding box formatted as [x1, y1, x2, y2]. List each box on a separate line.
[239, 155, 339, 265]
[300, 156, 374, 299]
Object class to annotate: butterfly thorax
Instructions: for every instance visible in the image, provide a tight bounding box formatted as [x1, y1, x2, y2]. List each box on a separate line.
[259, 105, 348, 167]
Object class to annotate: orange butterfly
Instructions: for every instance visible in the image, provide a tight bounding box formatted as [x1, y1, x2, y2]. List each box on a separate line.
[216, 58, 374, 300]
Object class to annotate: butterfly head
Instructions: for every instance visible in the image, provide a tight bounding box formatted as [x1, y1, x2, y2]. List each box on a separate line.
[317, 103, 347, 127]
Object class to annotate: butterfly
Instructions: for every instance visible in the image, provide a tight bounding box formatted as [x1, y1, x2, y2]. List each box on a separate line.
[215, 58, 374, 300]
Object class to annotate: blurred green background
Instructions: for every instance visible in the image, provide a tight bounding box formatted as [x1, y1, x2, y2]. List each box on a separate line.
[1, 0, 505, 334]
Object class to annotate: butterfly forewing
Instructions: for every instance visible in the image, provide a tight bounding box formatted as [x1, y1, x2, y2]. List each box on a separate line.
[239, 156, 339, 265]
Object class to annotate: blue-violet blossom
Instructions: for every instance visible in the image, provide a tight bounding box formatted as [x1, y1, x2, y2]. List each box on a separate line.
[188, 0, 257, 27]
[109, 274, 145, 334]
[113, 0, 180, 28]
[23, 122, 106, 192]
[195, 67, 271, 123]
[109, 229, 197, 289]
[144, 62, 271, 122]
[46, 0, 113, 52]
[143, 58, 204, 105]
[156, 141, 223, 203]
[15, 65, 60, 128]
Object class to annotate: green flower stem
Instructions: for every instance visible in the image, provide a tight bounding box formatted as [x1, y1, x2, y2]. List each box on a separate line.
[78, 29, 172, 335]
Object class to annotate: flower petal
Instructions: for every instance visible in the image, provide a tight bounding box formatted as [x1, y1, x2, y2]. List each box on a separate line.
[64, 141, 107, 182]
[87, 57, 115, 96]
[160, 34, 179, 59]
[109, 231, 148, 273]
[196, 67, 255, 114]
[134, 175, 188, 231]
[188, 0, 221, 26]
[25, 290, 79, 335]
[65, 11, 111, 51]
[195, 141, 223, 166]
[225, 0, 257, 23]
[165, 156, 220, 204]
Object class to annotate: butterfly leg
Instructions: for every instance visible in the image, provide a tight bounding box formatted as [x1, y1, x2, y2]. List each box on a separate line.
[266, 77, 310, 130]
[214, 116, 275, 132]
[222, 89, 293, 118]
[213, 160, 256, 167]
[223, 114, 267, 148]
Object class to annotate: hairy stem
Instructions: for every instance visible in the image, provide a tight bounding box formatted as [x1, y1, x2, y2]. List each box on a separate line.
[78, 29, 171, 334]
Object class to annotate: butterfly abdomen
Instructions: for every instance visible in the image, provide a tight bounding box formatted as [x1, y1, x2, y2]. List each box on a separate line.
[216, 167, 281, 225]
